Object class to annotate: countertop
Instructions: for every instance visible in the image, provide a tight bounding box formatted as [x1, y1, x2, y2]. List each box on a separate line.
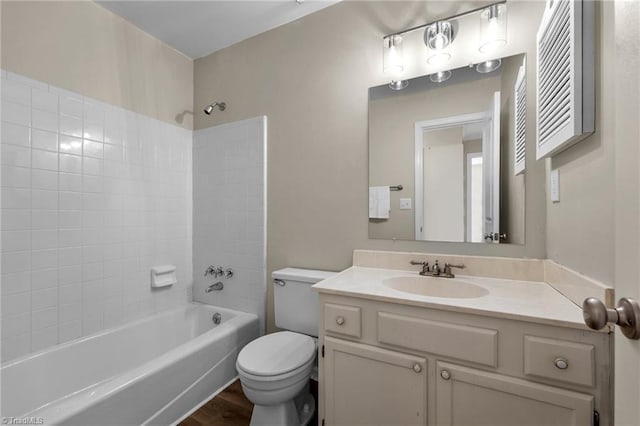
[312, 266, 593, 331]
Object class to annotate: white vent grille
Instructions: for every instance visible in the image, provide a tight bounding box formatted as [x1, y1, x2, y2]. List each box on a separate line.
[514, 59, 526, 176]
[536, 0, 594, 159]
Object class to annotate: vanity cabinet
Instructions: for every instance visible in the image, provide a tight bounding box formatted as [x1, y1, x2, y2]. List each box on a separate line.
[434, 362, 593, 426]
[317, 294, 611, 426]
[323, 336, 427, 425]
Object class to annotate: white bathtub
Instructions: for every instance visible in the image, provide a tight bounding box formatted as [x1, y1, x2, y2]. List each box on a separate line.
[0, 303, 259, 425]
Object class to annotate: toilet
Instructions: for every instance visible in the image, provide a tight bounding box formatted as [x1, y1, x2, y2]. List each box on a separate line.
[236, 268, 336, 426]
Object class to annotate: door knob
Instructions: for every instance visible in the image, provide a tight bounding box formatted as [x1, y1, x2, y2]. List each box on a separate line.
[583, 297, 640, 339]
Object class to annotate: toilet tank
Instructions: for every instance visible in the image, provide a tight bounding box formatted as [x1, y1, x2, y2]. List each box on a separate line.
[272, 268, 337, 336]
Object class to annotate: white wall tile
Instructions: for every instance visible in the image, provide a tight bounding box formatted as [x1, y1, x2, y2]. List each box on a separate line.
[59, 154, 82, 173]
[1, 72, 192, 361]
[2, 188, 31, 209]
[30, 268, 57, 291]
[2, 79, 31, 105]
[193, 117, 266, 332]
[31, 249, 58, 270]
[32, 109, 58, 133]
[32, 229, 58, 250]
[2, 165, 31, 188]
[32, 210, 58, 229]
[2, 144, 31, 168]
[59, 95, 83, 118]
[1, 271, 31, 296]
[32, 88, 59, 113]
[31, 149, 58, 171]
[59, 115, 82, 138]
[31, 190, 58, 210]
[2, 230, 31, 252]
[32, 169, 58, 191]
[2, 210, 31, 230]
[58, 135, 82, 155]
[31, 129, 58, 152]
[2, 100, 30, 126]
[83, 140, 103, 158]
[2, 292, 31, 317]
[1, 122, 30, 147]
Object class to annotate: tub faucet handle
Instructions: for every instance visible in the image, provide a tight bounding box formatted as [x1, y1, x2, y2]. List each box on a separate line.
[225, 268, 234, 279]
[205, 265, 216, 276]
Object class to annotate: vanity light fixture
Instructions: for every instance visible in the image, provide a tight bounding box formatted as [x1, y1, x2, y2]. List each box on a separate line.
[429, 70, 452, 83]
[476, 58, 502, 73]
[479, 3, 507, 53]
[425, 21, 454, 65]
[382, 1, 506, 77]
[389, 80, 409, 90]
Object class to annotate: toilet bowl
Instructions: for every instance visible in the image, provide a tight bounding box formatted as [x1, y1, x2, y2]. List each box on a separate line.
[237, 331, 317, 426]
[236, 268, 336, 426]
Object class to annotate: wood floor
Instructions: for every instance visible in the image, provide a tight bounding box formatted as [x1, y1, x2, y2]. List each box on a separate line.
[180, 380, 254, 426]
[180, 379, 318, 426]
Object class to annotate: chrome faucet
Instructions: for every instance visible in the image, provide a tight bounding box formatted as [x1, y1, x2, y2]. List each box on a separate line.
[409, 260, 465, 278]
[410, 260, 430, 276]
[206, 281, 224, 292]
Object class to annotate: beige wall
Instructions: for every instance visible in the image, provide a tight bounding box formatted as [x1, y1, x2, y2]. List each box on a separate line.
[194, 1, 548, 332]
[368, 75, 501, 240]
[546, 0, 615, 286]
[1, 1, 194, 129]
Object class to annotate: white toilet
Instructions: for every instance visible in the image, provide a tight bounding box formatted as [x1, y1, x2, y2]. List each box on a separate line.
[236, 268, 336, 426]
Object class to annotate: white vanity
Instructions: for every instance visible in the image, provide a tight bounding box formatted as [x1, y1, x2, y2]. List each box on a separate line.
[313, 254, 612, 426]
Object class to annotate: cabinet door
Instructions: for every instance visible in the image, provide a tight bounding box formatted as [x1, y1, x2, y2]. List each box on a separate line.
[435, 362, 594, 426]
[324, 336, 427, 426]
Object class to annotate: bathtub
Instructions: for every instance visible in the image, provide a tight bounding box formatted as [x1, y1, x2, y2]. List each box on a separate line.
[0, 303, 259, 425]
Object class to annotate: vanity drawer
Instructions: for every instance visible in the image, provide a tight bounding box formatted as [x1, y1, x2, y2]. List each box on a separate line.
[524, 336, 595, 387]
[377, 312, 498, 367]
[324, 303, 361, 338]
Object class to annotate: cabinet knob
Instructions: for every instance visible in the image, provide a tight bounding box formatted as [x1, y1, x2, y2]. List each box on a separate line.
[440, 369, 451, 380]
[335, 316, 345, 326]
[413, 363, 422, 373]
[554, 357, 569, 370]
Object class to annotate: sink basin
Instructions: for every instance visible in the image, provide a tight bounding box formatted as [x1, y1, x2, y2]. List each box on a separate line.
[383, 276, 489, 299]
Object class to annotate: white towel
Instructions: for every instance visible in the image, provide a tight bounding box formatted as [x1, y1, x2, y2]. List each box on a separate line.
[369, 186, 390, 219]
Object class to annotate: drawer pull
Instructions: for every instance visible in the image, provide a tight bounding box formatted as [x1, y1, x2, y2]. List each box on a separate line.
[336, 316, 345, 326]
[440, 369, 451, 380]
[413, 363, 422, 373]
[554, 357, 569, 370]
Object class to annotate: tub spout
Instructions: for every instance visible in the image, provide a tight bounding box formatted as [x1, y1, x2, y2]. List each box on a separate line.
[206, 282, 224, 292]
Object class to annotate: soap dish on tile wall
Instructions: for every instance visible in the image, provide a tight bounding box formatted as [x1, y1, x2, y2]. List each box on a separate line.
[151, 265, 177, 288]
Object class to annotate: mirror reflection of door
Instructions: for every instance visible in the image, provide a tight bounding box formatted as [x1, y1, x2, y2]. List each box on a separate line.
[483, 91, 501, 243]
[415, 94, 500, 244]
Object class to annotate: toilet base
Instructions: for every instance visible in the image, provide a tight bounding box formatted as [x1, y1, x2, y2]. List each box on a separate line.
[249, 391, 315, 426]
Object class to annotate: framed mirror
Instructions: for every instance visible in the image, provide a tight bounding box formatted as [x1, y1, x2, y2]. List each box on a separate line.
[369, 53, 526, 244]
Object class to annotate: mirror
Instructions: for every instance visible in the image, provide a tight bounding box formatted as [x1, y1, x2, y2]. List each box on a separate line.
[369, 53, 526, 244]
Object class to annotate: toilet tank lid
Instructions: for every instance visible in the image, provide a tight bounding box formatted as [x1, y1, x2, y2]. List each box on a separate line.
[272, 268, 337, 284]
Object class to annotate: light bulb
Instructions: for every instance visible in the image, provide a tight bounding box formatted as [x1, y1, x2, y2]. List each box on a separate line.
[383, 35, 404, 75]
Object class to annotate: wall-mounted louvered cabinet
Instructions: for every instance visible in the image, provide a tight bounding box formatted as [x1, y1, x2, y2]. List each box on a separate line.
[514, 58, 526, 175]
[535, 0, 594, 160]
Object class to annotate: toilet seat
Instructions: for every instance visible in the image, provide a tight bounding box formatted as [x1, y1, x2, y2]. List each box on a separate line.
[237, 331, 316, 377]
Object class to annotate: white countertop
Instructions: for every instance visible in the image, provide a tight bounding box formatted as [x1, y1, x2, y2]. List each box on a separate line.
[312, 266, 591, 330]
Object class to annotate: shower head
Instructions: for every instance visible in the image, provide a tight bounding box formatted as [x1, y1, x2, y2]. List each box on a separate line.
[204, 102, 226, 115]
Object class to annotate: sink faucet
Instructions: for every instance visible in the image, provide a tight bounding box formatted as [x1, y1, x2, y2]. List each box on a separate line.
[409, 260, 465, 278]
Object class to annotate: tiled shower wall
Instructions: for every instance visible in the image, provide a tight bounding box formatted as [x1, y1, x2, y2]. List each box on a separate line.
[193, 117, 266, 333]
[1, 71, 193, 362]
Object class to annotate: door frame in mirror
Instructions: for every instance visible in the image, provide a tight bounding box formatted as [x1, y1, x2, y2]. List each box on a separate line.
[414, 111, 487, 241]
